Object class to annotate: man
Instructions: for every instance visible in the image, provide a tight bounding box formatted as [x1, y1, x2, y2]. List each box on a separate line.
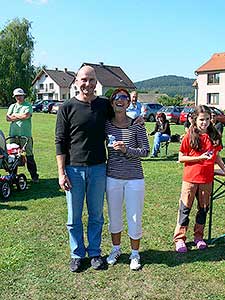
[6, 88, 39, 183]
[55, 66, 112, 272]
[126, 91, 142, 119]
[211, 113, 223, 136]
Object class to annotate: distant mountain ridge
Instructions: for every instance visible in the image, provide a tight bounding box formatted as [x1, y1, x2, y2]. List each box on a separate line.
[135, 75, 195, 98]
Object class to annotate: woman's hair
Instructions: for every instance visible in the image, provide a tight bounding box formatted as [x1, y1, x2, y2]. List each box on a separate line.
[110, 88, 131, 103]
[189, 105, 222, 150]
[157, 112, 167, 122]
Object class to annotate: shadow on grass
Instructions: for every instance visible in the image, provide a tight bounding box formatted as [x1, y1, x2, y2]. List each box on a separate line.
[116, 242, 225, 268]
[141, 154, 178, 162]
[0, 203, 28, 210]
[0, 178, 64, 204]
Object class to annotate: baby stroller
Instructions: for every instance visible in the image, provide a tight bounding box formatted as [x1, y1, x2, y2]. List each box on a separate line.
[0, 130, 28, 200]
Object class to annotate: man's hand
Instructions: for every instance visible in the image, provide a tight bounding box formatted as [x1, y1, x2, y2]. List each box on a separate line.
[59, 174, 72, 191]
[133, 115, 145, 125]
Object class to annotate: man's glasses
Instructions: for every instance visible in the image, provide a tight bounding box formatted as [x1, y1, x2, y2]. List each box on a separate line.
[112, 94, 130, 101]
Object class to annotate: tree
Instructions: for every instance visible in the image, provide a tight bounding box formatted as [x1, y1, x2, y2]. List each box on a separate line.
[0, 18, 34, 105]
[158, 95, 183, 106]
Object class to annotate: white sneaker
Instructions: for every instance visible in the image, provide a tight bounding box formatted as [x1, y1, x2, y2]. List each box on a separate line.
[129, 254, 141, 270]
[106, 248, 121, 265]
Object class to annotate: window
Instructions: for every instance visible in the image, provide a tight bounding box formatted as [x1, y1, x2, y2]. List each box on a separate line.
[62, 94, 66, 99]
[208, 73, 220, 84]
[49, 83, 54, 89]
[207, 93, 219, 105]
[39, 84, 44, 90]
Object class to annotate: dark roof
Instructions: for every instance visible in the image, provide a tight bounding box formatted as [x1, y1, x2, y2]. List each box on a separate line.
[32, 68, 75, 88]
[82, 63, 136, 89]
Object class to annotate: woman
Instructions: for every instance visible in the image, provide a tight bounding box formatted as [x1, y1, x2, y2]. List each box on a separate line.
[150, 112, 171, 157]
[173, 105, 225, 252]
[105, 88, 150, 270]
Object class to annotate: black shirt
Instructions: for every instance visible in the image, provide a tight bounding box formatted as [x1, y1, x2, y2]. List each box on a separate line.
[55, 97, 112, 166]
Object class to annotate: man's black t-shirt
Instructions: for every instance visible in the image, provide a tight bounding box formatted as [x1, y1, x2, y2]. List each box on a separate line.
[55, 97, 112, 166]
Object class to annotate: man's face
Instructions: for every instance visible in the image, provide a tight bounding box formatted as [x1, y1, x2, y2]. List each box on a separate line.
[75, 67, 97, 98]
[131, 92, 137, 104]
[15, 95, 25, 104]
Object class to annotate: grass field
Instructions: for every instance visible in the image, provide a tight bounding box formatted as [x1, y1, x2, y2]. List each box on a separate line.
[0, 110, 224, 300]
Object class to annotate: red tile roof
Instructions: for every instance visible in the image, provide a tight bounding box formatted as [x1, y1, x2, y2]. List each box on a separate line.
[196, 52, 225, 73]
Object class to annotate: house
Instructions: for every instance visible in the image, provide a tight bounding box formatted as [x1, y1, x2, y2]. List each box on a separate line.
[70, 62, 136, 98]
[194, 52, 225, 109]
[32, 68, 75, 101]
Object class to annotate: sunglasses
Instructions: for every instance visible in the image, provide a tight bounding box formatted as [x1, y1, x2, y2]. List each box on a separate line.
[112, 94, 130, 101]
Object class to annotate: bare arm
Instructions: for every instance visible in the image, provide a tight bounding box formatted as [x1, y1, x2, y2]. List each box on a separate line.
[6, 112, 31, 122]
[56, 154, 72, 191]
[178, 151, 212, 163]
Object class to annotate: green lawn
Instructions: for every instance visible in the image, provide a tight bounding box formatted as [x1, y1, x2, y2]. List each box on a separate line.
[0, 110, 224, 300]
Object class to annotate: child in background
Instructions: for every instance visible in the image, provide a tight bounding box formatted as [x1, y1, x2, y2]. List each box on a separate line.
[173, 105, 225, 253]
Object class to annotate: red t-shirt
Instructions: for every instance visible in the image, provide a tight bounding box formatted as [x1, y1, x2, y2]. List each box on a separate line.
[180, 133, 222, 183]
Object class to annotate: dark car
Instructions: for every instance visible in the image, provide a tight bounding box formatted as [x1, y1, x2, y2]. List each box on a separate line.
[156, 106, 183, 124]
[42, 101, 58, 113]
[208, 107, 225, 124]
[141, 103, 163, 122]
[32, 100, 54, 112]
[51, 102, 64, 114]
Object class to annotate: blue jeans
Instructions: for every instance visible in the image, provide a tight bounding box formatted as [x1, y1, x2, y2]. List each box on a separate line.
[152, 132, 170, 156]
[65, 163, 106, 258]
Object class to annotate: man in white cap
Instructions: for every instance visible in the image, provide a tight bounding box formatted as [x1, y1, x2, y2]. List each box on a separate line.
[6, 88, 39, 183]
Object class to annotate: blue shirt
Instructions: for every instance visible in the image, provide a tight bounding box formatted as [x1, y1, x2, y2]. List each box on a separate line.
[126, 101, 142, 119]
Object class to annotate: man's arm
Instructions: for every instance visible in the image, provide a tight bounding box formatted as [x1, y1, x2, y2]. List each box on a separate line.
[7, 112, 31, 122]
[56, 154, 72, 191]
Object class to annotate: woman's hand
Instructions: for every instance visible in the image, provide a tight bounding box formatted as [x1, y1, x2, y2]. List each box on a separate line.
[200, 151, 213, 160]
[59, 174, 72, 191]
[113, 141, 127, 153]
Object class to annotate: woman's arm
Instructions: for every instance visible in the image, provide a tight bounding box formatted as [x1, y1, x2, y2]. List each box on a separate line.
[178, 150, 212, 163]
[116, 125, 150, 158]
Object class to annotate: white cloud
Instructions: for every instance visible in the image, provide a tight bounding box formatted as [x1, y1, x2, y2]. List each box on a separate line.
[24, 0, 49, 4]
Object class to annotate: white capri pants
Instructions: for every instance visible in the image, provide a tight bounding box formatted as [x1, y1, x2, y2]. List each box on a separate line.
[106, 177, 145, 240]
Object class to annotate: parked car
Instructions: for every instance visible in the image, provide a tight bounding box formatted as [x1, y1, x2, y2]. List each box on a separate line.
[208, 106, 225, 124]
[141, 103, 163, 122]
[51, 102, 64, 114]
[179, 106, 195, 124]
[156, 106, 183, 124]
[179, 106, 225, 125]
[32, 100, 54, 112]
[42, 101, 59, 113]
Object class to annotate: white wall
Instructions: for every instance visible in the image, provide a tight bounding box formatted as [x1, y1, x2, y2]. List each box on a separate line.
[196, 72, 225, 109]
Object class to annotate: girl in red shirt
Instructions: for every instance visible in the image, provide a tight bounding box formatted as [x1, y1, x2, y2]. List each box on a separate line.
[173, 105, 225, 253]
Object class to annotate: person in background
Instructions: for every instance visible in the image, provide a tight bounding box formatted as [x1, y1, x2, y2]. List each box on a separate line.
[184, 112, 194, 133]
[6, 88, 39, 183]
[105, 88, 149, 270]
[150, 112, 171, 157]
[173, 105, 225, 253]
[211, 113, 223, 136]
[126, 91, 142, 119]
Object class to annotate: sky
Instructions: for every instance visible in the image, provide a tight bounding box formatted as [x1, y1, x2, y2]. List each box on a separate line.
[0, 0, 225, 82]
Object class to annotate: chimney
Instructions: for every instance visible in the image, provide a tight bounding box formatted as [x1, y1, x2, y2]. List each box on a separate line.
[64, 68, 68, 72]
[55, 67, 58, 71]
[99, 62, 104, 66]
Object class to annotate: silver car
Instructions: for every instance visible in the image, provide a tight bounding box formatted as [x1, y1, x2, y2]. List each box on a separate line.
[141, 103, 163, 122]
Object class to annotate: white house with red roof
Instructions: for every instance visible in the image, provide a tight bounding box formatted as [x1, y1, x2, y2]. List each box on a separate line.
[32, 68, 75, 101]
[194, 52, 225, 109]
[70, 62, 136, 98]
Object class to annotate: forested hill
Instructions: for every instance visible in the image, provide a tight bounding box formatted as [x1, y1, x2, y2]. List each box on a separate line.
[135, 75, 195, 98]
